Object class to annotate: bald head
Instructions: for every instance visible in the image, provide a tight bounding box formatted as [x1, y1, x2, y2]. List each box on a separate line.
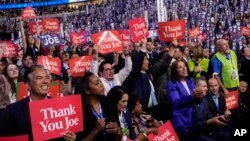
[239, 81, 248, 93]
[208, 78, 220, 95]
[215, 39, 230, 54]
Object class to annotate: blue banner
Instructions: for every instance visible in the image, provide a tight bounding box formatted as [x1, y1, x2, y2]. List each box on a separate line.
[0, 0, 88, 10]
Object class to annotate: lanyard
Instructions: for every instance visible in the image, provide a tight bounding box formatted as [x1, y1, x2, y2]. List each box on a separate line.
[119, 112, 127, 128]
[91, 102, 103, 119]
[225, 53, 235, 69]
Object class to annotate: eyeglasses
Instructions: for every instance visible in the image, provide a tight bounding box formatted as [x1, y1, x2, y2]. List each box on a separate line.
[104, 68, 114, 72]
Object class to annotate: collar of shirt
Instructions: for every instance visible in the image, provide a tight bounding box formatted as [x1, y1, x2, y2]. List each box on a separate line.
[210, 92, 219, 99]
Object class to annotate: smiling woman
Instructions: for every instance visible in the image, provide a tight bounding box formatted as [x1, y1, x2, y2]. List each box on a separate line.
[107, 86, 137, 140]
[74, 71, 121, 141]
[0, 63, 20, 108]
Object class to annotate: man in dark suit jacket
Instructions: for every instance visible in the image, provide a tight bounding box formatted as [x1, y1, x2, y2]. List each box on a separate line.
[204, 78, 231, 118]
[6, 65, 76, 141]
[193, 77, 230, 141]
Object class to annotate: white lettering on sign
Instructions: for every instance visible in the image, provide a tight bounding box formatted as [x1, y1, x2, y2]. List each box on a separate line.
[44, 36, 60, 46]
[133, 23, 146, 30]
[39, 104, 79, 132]
[153, 129, 176, 141]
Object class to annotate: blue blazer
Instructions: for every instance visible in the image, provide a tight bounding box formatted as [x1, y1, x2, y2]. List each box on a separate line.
[167, 78, 195, 128]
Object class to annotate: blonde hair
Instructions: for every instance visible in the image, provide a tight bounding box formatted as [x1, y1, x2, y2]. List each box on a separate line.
[190, 45, 204, 60]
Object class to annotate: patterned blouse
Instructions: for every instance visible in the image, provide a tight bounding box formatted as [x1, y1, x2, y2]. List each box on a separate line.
[131, 111, 156, 135]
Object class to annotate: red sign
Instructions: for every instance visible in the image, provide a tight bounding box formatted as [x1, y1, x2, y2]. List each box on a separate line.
[92, 30, 124, 54]
[158, 19, 186, 42]
[240, 26, 250, 37]
[16, 82, 29, 101]
[37, 56, 61, 76]
[69, 56, 93, 77]
[42, 18, 60, 32]
[189, 27, 200, 38]
[198, 32, 207, 42]
[178, 41, 187, 47]
[119, 30, 132, 47]
[0, 135, 28, 141]
[29, 95, 83, 141]
[148, 121, 179, 141]
[128, 17, 149, 42]
[21, 7, 36, 19]
[0, 41, 18, 57]
[16, 81, 61, 101]
[28, 22, 43, 35]
[47, 80, 61, 98]
[70, 31, 87, 45]
[225, 90, 239, 110]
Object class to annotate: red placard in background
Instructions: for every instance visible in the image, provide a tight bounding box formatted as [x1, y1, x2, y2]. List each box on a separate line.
[28, 22, 43, 35]
[158, 19, 186, 42]
[119, 30, 132, 47]
[37, 56, 61, 76]
[92, 30, 124, 54]
[225, 90, 239, 110]
[69, 56, 93, 77]
[70, 31, 87, 45]
[128, 17, 149, 42]
[21, 7, 36, 19]
[241, 26, 250, 37]
[0, 41, 18, 58]
[148, 121, 179, 141]
[42, 18, 60, 32]
[29, 95, 83, 141]
[189, 27, 200, 38]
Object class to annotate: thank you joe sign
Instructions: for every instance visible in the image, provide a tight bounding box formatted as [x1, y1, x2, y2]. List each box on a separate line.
[21, 7, 36, 19]
[128, 16, 149, 42]
[69, 56, 93, 77]
[92, 30, 124, 54]
[158, 19, 186, 41]
[29, 95, 83, 141]
[148, 121, 179, 141]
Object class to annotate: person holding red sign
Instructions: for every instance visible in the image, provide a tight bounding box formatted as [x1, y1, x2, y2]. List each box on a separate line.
[6, 65, 76, 141]
[20, 18, 41, 61]
[74, 71, 121, 141]
[90, 47, 132, 95]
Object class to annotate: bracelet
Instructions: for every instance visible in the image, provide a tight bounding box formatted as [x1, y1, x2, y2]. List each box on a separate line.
[117, 128, 121, 135]
[142, 132, 147, 138]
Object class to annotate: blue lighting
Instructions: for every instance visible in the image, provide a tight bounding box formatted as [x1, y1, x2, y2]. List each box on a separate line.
[0, 0, 88, 10]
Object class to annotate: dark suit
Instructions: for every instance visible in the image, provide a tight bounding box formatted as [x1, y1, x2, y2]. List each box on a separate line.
[122, 111, 137, 140]
[193, 98, 230, 141]
[204, 92, 226, 117]
[7, 97, 32, 137]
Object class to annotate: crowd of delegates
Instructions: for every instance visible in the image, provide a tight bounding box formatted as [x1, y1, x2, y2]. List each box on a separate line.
[0, 0, 250, 36]
[0, 32, 250, 141]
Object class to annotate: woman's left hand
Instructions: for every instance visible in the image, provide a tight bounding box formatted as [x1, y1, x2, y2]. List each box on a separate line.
[63, 130, 76, 141]
[106, 122, 120, 134]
